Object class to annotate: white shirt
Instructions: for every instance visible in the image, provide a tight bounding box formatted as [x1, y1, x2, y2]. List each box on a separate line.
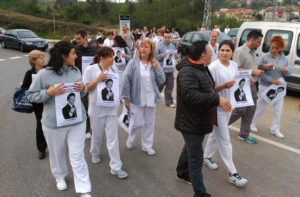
[224, 28, 230, 34]
[209, 43, 219, 63]
[83, 64, 119, 117]
[103, 38, 114, 47]
[153, 36, 163, 47]
[209, 60, 238, 111]
[139, 62, 155, 107]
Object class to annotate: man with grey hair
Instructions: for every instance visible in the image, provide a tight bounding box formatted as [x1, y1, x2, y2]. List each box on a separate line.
[208, 31, 219, 63]
[120, 24, 136, 52]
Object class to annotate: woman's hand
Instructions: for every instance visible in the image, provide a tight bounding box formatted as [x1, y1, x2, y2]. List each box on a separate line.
[96, 72, 108, 83]
[151, 58, 161, 70]
[125, 102, 130, 111]
[121, 53, 127, 58]
[224, 80, 235, 89]
[264, 62, 275, 70]
[280, 66, 288, 72]
[270, 79, 281, 85]
[74, 82, 85, 92]
[46, 83, 65, 96]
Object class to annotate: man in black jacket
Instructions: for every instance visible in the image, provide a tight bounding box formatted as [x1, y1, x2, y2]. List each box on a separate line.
[74, 29, 97, 139]
[175, 41, 232, 197]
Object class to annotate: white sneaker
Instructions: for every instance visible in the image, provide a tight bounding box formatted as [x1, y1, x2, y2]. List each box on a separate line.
[126, 138, 134, 149]
[203, 158, 218, 170]
[85, 132, 92, 139]
[81, 193, 92, 197]
[270, 130, 285, 138]
[91, 155, 101, 164]
[111, 169, 128, 179]
[250, 124, 258, 132]
[228, 173, 248, 187]
[56, 179, 67, 191]
[168, 104, 176, 108]
[142, 147, 156, 155]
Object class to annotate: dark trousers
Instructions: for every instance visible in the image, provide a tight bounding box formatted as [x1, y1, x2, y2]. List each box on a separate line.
[82, 94, 91, 133]
[229, 85, 257, 138]
[177, 133, 208, 197]
[159, 72, 174, 106]
[33, 104, 47, 153]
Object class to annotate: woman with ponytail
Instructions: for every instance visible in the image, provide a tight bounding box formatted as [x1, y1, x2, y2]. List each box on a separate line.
[83, 47, 128, 179]
[26, 41, 92, 197]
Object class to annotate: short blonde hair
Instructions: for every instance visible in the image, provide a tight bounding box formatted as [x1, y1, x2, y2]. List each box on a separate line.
[28, 50, 44, 67]
[136, 40, 156, 60]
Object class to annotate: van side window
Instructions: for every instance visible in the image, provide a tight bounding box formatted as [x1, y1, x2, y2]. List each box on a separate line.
[297, 34, 300, 57]
[183, 33, 193, 43]
[262, 30, 293, 56]
[238, 29, 261, 47]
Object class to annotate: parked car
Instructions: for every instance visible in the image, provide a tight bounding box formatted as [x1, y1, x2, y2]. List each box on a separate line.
[0, 29, 48, 52]
[227, 28, 239, 42]
[0, 27, 6, 35]
[178, 31, 233, 61]
[235, 22, 300, 92]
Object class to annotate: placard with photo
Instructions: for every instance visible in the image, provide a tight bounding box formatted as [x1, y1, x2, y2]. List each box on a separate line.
[112, 47, 125, 67]
[261, 78, 286, 105]
[118, 104, 135, 134]
[55, 82, 83, 127]
[163, 50, 177, 69]
[96, 72, 119, 107]
[230, 70, 254, 108]
[82, 56, 94, 75]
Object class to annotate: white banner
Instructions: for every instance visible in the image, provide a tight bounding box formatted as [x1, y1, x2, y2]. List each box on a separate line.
[230, 70, 254, 108]
[163, 50, 177, 69]
[96, 72, 119, 107]
[112, 47, 126, 67]
[82, 56, 94, 75]
[261, 78, 286, 105]
[55, 82, 83, 127]
[118, 104, 135, 134]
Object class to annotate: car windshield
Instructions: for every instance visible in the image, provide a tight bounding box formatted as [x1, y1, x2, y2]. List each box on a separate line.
[17, 31, 38, 38]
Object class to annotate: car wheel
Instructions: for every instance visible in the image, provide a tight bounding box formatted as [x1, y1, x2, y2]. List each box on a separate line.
[1, 41, 7, 48]
[20, 44, 26, 52]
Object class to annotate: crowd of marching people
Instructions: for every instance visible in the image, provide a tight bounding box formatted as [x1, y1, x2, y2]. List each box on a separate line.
[21, 23, 292, 197]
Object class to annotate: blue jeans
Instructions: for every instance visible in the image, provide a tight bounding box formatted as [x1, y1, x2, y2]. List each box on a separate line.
[177, 133, 209, 197]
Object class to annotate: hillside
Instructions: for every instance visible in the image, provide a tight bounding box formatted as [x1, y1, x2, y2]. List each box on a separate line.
[0, 9, 110, 37]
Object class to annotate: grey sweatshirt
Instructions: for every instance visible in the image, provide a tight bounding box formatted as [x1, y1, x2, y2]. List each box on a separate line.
[258, 52, 292, 86]
[155, 41, 176, 73]
[26, 66, 87, 128]
[122, 57, 166, 105]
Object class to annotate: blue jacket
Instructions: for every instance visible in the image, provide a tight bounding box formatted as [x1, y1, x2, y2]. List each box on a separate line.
[122, 57, 166, 105]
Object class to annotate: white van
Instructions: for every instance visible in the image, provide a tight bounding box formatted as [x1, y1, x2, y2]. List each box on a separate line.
[235, 22, 300, 91]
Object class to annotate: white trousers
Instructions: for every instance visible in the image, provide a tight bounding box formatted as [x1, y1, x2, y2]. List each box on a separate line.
[90, 116, 122, 171]
[127, 104, 156, 149]
[42, 121, 91, 193]
[204, 110, 237, 174]
[252, 84, 284, 131]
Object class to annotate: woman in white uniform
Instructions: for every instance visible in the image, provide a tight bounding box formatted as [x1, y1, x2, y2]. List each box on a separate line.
[26, 41, 92, 197]
[203, 40, 248, 187]
[83, 47, 128, 179]
[251, 35, 292, 138]
[122, 39, 166, 155]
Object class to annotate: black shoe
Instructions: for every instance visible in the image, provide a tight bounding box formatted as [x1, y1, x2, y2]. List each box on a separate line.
[38, 152, 46, 160]
[201, 193, 211, 197]
[177, 175, 191, 185]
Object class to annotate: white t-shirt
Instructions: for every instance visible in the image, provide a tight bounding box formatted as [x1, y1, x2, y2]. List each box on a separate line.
[209, 43, 219, 63]
[209, 60, 238, 111]
[153, 36, 163, 46]
[83, 64, 119, 117]
[224, 28, 230, 34]
[103, 38, 114, 47]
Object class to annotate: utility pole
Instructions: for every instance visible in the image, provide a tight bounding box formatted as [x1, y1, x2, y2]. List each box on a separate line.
[203, 0, 211, 30]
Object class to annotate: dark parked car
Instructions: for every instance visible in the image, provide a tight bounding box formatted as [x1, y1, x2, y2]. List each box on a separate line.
[0, 29, 48, 52]
[0, 27, 6, 35]
[227, 28, 239, 41]
[178, 31, 233, 61]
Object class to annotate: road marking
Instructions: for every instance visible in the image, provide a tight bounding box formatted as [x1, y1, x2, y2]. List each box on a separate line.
[8, 56, 22, 60]
[0, 59, 6, 62]
[229, 125, 300, 155]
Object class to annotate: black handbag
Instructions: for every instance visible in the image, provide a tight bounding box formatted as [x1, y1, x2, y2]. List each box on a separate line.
[12, 88, 34, 113]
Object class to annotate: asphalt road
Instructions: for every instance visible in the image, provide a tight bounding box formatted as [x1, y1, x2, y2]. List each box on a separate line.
[0, 46, 300, 197]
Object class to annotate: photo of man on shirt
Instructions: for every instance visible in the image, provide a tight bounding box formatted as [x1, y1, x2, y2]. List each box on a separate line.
[102, 79, 114, 101]
[62, 93, 77, 119]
